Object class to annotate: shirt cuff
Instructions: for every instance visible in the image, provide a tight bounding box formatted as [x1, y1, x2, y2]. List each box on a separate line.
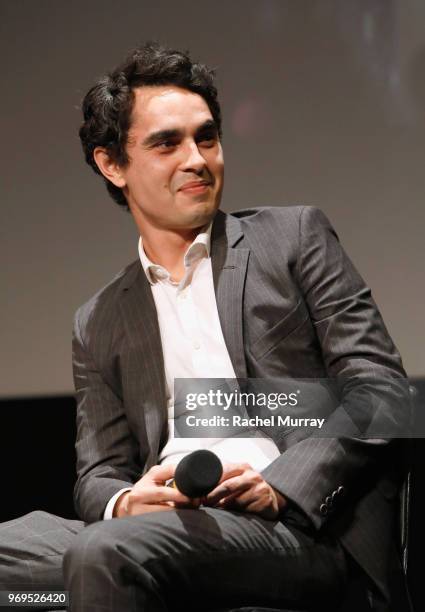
[103, 487, 132, 520]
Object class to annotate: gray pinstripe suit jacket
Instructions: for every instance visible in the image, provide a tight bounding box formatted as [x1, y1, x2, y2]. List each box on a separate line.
[72, 206, 408, 601]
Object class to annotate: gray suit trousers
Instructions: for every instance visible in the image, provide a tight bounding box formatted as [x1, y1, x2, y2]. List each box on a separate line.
[0, 508, 347, 612]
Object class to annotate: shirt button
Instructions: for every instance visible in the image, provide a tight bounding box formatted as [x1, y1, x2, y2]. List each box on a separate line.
[193, 341, 200, 350]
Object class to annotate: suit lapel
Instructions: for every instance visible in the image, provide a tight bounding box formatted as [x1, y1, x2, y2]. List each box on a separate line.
[117, 210, 250, 462]
[211, 211, 250, 380]
[119, 265, 168, 465]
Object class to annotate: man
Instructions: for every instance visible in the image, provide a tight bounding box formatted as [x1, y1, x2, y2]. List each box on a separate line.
[0, 42, 409, 611]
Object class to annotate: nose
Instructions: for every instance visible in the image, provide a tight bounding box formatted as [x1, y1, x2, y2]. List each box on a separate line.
[180, 140, 206, 174]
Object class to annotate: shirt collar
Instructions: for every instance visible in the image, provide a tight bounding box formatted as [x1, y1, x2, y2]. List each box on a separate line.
[138, 222, 212, 285]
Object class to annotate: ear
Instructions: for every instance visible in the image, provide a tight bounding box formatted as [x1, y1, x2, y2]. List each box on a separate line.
[93, 147, 126, 188]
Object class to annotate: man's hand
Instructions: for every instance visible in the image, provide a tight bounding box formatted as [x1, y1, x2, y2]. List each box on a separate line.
[114, 464, 200, 518]
[203, 462, 288, 521]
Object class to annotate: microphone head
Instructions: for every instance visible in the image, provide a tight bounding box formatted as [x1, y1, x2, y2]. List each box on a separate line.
[174, 450, 223, 498]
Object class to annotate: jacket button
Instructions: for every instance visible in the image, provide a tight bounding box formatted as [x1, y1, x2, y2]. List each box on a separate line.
[337, 486, 345, 496]
[325, 495, 333, 507]
[320, 503, 328, 516]
[332, 490, 339, 501]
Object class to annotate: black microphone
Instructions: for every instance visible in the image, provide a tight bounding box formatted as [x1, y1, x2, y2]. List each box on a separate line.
[173, 450, 223, 498]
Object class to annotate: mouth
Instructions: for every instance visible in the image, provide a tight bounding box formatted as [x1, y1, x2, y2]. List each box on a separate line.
[179, 180, 211, 194]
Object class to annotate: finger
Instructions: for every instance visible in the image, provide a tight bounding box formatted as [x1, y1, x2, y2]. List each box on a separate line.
[220, 487, 259, 508]
[217, 491, 248, 509]
[206, 477, 252, 506]
[244, 498, 279, 520]
[126, 502, 174, 517]
[146, 463, 176, 483]
[219, 463, 252, 483]
[217, 479, 274, 511]
[155, 485, 196, 504]
[242, 487, 281, 519]
[132, 485, 193, 506]
[173, 497, 201, 509]
[218, 469, 258, 493]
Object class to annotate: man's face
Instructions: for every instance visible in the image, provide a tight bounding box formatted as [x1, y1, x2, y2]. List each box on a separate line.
[116, 85, 224, 234]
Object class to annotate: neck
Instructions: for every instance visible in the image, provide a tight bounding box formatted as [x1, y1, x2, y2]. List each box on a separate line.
[140, 225, 202, 282]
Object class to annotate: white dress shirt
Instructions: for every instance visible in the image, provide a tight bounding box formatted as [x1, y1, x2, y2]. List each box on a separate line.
[104, 224, 280, 519]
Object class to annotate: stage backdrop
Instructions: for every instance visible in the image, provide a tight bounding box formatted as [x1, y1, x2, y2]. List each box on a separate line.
[1, 0, 424, 397]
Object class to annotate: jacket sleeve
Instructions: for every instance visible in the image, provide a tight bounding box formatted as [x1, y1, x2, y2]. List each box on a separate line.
[261, 206, 409, 530]
[72, 310, 142, 523]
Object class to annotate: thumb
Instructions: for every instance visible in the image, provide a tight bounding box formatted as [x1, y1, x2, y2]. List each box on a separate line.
[149, 463, 176, 484]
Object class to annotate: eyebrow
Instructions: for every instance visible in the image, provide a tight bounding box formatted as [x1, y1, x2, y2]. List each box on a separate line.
[142, 119, 218, 148]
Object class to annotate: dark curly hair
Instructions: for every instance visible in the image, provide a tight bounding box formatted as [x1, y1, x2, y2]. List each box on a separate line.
[79, 41, 222, 210]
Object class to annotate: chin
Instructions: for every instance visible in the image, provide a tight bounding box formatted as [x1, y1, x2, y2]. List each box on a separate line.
[182, 202, 218, 228]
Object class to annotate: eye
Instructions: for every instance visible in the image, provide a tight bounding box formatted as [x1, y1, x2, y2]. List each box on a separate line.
[197, 133, 217, 147]
[158, 140, 177, 150]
